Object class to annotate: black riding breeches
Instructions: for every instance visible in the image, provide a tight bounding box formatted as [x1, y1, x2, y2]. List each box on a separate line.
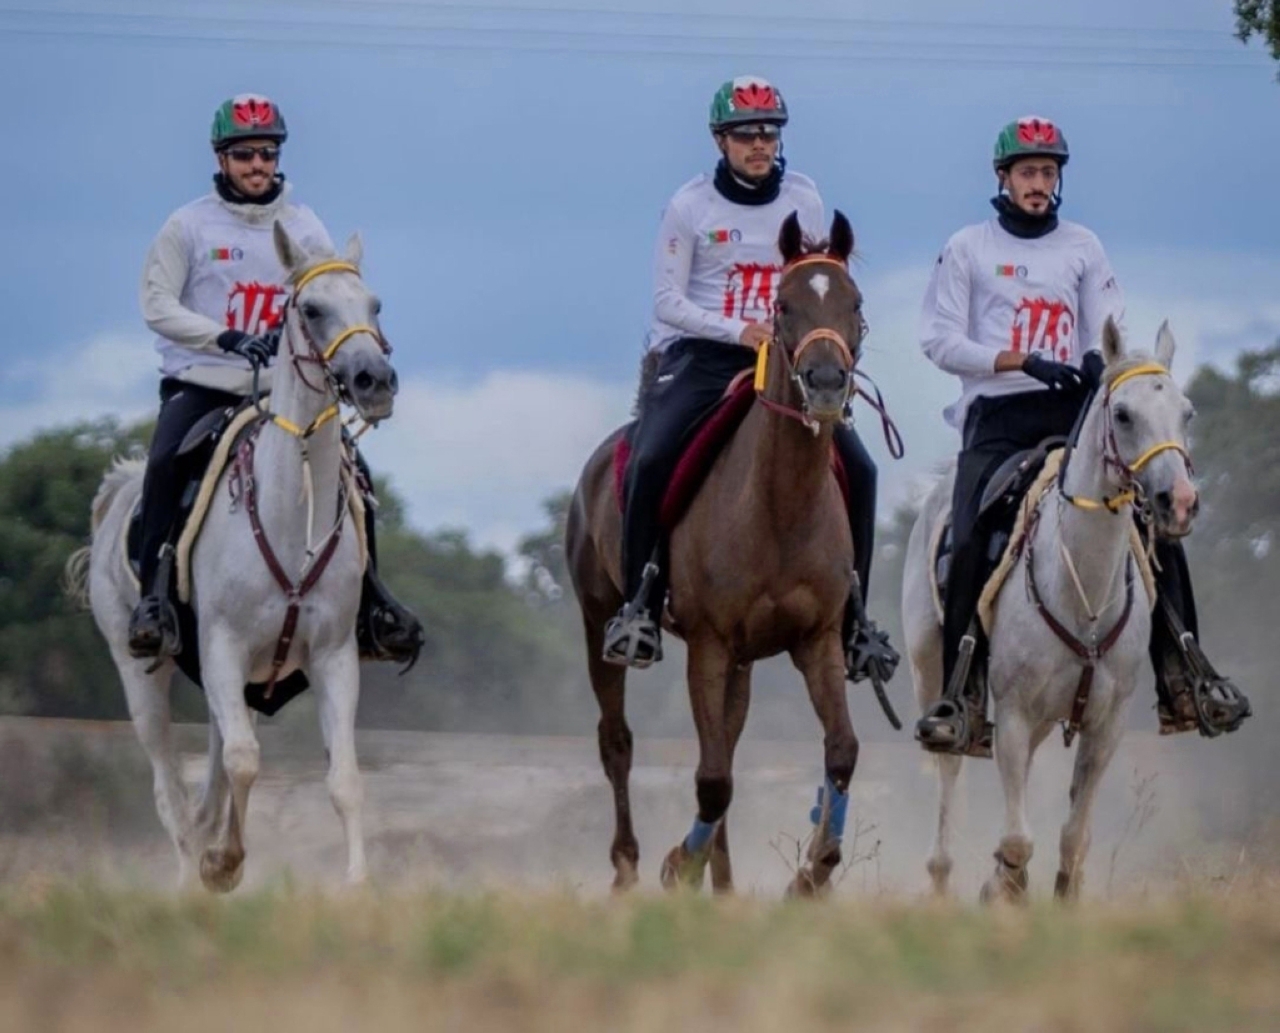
[138, 379, 242, 591]
[941, 389, 1085, 688]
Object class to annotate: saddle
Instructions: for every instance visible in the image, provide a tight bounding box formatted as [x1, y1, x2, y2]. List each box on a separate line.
[929, 442, 1156, 634]
[125, 403, 367, 715]
[612, 373, 849, 528]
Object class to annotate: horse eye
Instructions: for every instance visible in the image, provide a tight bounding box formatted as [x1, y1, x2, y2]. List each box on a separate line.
[302, 302, 323, 322]
[1114, 406, 1132, 426]
[372, 297, 383, 316]
[1184, 406, 1195, 425]
[776, 301, 789, 316]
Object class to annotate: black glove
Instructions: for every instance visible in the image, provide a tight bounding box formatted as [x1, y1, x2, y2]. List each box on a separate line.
[216, 329, 273, 367]
[1080, 350, 1106, 391]
[1022, 352, 1084, 392]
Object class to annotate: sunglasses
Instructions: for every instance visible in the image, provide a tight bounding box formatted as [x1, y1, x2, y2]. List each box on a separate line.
[225, 145, 280, 163]
[726, 124, 782, 143]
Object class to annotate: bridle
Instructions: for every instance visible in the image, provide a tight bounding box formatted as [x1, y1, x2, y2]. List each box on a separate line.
[1058, 362, 1192, 516]
[258, 259, 393, 442]
[755, 254, 904, 458]
[754, 255, 858, 434]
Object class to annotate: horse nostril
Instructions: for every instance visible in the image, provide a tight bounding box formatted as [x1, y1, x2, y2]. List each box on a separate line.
[805, 366, 847, 393]
[388, 369, 399, 394]
[1154, 490, 1172, 512]
[354, 371, 374, 392]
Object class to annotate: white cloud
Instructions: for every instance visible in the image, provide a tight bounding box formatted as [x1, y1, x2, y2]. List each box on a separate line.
[11, 247, 1280, 556]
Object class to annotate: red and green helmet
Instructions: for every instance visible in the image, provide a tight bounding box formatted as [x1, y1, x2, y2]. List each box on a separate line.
[211, 94, 288, 150]
[709, 76, 789, 131]
[993, 116, 1069, 171]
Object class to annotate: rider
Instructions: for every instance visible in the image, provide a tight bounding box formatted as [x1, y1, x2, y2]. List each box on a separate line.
[915, 115, 1248, 748]
[602, 75, 897, 682]
[128, 93, 423, 665]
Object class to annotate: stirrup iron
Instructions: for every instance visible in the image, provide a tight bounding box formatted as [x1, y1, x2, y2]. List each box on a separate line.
[602, 561, 663, 668]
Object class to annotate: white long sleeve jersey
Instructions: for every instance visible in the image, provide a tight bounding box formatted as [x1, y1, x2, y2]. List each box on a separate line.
[645, 171, 825, 352]
[140, 183, 334, 394]
[919, 217, 1125, 428]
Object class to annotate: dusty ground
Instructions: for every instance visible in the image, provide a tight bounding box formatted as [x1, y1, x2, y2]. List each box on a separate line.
[0, 716, 1263, 899]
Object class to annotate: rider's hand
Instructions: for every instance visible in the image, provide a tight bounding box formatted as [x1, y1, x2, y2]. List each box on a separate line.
[217, 329, 273, 367]
[739, 323, 771, 350]
[1080, 350, 1106, 392]
[1022, 352, 1084, 392]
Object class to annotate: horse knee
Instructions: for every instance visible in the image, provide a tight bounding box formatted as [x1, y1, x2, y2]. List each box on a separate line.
[696, 772, 733, 824]
[327, 766, 363, 814]
[222, 739, 260, 787]
[998, 834, 1034, 870]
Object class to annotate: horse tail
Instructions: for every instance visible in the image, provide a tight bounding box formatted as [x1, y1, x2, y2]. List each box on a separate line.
[63, 457, 146, 608]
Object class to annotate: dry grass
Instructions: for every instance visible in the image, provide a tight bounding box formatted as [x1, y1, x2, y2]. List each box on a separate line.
[1, 881, 1278, 1032]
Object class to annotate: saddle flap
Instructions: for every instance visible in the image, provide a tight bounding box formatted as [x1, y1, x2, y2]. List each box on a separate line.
[176, 404, 240, 458]
[977, 435, 1068, 518]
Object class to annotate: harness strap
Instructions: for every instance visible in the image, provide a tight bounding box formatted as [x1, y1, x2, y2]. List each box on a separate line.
[237, 422, 348, 697]
[1024, 506, 1136, 747]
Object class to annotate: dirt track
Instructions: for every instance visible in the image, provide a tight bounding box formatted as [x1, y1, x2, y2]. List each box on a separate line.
[0, 716, 1257, 898]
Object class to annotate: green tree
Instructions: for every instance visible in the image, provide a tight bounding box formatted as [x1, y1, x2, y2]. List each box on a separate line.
[1234, 1, 1280, 70]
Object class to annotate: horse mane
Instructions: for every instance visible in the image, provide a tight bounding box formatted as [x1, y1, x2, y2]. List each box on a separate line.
[91, 456, 145, 534]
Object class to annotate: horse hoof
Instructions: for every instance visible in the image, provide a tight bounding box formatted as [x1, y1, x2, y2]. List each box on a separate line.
[200, 847, 246, 894]
[784, 866, 830, 901]
[659, 845, 704, 892]
[612, 860, 640, 893]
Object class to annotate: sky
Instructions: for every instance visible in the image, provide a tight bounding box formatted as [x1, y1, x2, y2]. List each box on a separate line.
[1, 0, 1277, 554]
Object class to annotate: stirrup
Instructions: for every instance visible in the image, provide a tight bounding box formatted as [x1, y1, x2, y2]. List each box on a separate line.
[358, 572, 425, 670]
[915, 634, 992, 758]
[1158, 600, 1252, 738]
[127, 595, 181, 663]
[602, 612, 662, 669]
[845, 620, 900, 685]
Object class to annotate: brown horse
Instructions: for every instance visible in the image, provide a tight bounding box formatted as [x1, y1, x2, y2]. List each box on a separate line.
[566, 211, 872, 897]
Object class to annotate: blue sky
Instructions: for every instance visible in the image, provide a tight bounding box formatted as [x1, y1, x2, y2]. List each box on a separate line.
[1, 0, 1277, 550]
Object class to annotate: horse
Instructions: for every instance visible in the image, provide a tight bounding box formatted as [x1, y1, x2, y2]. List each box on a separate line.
[65, 222, 396, 892]
[566, 211, 877, 897]
[902, 318, 1198, 902]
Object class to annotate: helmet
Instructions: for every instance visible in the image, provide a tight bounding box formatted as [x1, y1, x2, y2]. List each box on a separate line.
[993, 116, 1069, 171]
[211, 94, 288, 150]
[709, 76, 789, 131]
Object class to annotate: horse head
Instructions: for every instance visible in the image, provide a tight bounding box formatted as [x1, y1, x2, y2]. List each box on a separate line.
[771, 210, 864, 424]
[274, 221, 398, 424]
[1097, 316, 1198, 537]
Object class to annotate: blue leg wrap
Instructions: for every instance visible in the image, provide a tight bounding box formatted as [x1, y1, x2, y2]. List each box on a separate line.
[684, 817, 717, 854]
[808, 776, 850, 843]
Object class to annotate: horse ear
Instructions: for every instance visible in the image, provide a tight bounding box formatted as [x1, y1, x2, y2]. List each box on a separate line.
[343, 232, 364, 268]
[1101, 315, 1124, 366]
[273, 220, 305, 273]
[1154, 319, 1177, 369]
[778, 211, 804, 264]
[828, 210, 854, 263]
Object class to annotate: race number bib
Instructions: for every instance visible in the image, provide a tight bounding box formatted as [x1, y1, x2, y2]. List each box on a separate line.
[226, 281, 288, 334]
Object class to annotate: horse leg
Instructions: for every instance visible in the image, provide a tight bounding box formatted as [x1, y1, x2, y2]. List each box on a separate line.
[585, 617, 639, 891]
[710, 663, 752, 895]
[661, 636, 733, 891]
[1056, 720, 1124, 901]
[788, 633, 859, 899]
[197, 629, 258, 893]
[311, 643, 367, 885]
[981, 709, 1036, 905]
[113, 650, 196, 888]
[192, 718, 230, 865]
[927, 752, 963, 896]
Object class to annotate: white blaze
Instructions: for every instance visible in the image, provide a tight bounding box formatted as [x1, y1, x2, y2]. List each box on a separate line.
[810, 273, 831, 302]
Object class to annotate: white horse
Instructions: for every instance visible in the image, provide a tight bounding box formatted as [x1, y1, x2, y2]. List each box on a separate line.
[66, 223, 396, 892]
[903, 318, 1198, 902]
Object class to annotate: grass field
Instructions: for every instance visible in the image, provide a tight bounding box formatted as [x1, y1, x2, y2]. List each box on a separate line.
[1, 882, 1278, 1032]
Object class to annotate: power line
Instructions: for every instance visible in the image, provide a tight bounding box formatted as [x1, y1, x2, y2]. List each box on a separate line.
[0, 9, 1266, 70]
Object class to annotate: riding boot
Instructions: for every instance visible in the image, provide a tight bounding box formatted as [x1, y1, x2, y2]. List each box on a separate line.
[835, 425, 899, 683]
[355, 480, 425, 667]
[1149, 538, 1250, 737]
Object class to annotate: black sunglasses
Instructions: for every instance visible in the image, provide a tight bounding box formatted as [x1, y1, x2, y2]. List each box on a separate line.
[225, 145, 280, 163]
[726, 124, 781, 143]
